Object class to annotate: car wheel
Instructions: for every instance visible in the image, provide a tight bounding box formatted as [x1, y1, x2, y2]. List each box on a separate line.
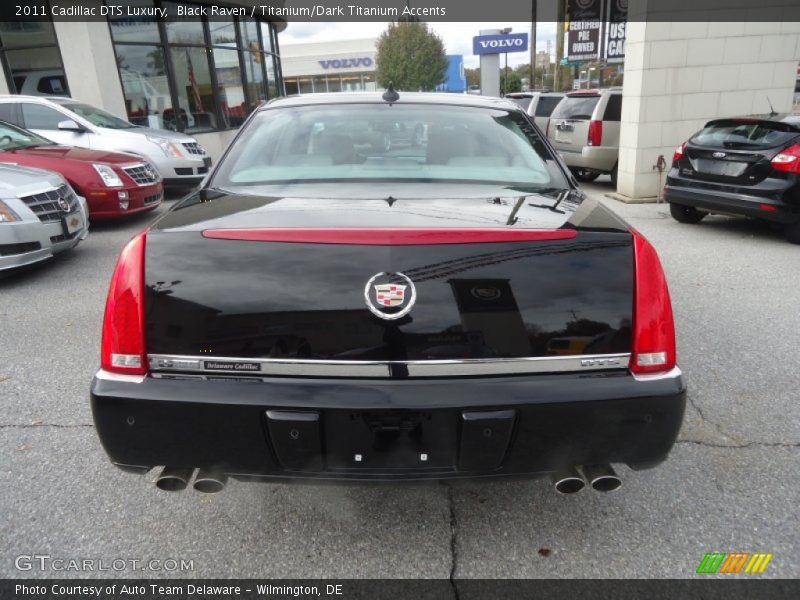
[571, 168, 600, 182]
[610, 164, 618, 186]
[669, 202, 707, 224]
[783, 220, 800, 244]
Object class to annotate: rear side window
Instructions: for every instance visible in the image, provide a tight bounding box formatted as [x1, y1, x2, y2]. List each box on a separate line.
[508, 97, 532, 111]
[0, 104, 19, 125]
[602, 94, 622, 121]
[21, 103, 65, 130]
[534, 96, 562, 117]
[690, 120, 800, 149]
[550, 96, 600, 120]
[36, 75, 68, 95]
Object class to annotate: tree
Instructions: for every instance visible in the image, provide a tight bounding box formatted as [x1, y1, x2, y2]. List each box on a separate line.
[464, 67, 480, 88]
[375, 22, 448, 92]
[500, 70, 522, 95]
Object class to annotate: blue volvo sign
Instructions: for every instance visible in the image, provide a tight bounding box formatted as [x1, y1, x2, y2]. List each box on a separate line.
[472, 33, 529, 55]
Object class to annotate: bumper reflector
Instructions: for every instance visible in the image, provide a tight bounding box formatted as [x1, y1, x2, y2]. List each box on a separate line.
[111, 354, 143, 368]
[635, 352, 667, 367]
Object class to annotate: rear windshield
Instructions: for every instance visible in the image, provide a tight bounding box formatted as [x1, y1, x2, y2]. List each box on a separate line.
[534, 96, 562, 117]
[550, 96, 600, 120]
[690, 120, 800, 149]
[212, 103, 567, 190]
[508, 96, 532, 111]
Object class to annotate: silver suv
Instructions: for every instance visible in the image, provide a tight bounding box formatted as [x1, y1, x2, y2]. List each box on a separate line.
[0, 163, 88, 272]
[506, 91, 565, 132]
[547, 88, 622, 184]
[0, 96, 211, 189]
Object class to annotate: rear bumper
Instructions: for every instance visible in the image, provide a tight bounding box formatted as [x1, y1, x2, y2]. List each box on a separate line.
[91, 367, 686, 482]
[554, 145, 617, 172]
[664, 182, 799, 225]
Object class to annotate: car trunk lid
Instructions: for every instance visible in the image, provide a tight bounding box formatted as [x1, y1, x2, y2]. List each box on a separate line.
[142, 192, 634, 373]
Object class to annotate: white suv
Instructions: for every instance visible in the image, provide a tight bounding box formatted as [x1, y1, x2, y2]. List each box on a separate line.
[546, 88, 622, 185]
[0, 95, 211, 189]
[506, 91, 565, 132]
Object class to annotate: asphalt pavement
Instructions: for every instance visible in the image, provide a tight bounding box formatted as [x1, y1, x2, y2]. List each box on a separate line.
[1, 181, 798, 580]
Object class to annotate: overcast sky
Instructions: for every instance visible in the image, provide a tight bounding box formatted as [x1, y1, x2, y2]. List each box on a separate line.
[279, 22, 558, 69]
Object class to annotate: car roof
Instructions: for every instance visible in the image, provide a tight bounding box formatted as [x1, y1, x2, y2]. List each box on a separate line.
[706, 114, 800, 128]
[263, 92, 521, 111]
[0, 94, 74, 103]
[566, 89, 622, 98]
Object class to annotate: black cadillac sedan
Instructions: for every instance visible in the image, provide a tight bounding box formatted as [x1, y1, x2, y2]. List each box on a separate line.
[665, 114, 800, 243]
[91, 92, 685, 494]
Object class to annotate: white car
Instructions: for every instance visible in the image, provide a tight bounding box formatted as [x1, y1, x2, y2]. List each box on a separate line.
[0, 95, 211, 189]
[0, 163, 88, 272]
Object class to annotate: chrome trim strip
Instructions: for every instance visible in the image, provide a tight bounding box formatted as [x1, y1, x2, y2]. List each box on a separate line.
[148, 353, 631, 378]
[95, 369, 146, 384]
[631, 366, 683, 382]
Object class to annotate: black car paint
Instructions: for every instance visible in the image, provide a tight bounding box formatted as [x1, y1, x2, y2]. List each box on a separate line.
[144, 189, 634, 362]
[91, 94, 685, 482]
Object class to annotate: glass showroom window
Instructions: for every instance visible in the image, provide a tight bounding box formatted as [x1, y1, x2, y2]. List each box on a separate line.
[109, 0, 281, 133]
[170, 46, 215, 132]
[0, 21, 69, 96]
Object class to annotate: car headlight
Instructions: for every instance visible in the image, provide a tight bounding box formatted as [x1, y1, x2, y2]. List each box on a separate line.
[93, 164, 124, 187]
[147, 136, 184, 158]
[0, 199, 20, 222]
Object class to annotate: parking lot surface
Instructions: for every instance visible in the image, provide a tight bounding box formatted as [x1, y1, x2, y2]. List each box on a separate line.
[1, 180, 798, 579]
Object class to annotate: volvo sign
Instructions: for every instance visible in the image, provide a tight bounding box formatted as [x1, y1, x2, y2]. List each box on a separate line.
[472, 33, 529, 55]
[318, 57, 373, 69]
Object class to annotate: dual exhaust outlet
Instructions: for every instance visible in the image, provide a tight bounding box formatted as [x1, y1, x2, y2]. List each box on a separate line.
[155, 464, 619, 494]
[155, 467, 227, 493]
[551, 464, 622, 494]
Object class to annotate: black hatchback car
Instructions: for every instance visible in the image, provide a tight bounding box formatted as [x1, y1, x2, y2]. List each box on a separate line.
[665, 114, 800, 243]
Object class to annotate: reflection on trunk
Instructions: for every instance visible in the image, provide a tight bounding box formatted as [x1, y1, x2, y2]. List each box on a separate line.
[145, 232, 634, 363]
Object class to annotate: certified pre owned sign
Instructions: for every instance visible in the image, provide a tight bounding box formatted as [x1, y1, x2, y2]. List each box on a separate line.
[472, 33, 529, 55]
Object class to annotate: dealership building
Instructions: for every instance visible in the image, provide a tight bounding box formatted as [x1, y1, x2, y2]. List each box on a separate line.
[281, 37, 466, 95]
[0, 2, 286, 159]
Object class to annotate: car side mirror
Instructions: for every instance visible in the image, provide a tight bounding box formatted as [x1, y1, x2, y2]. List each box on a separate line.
[57, 119, 85, 132]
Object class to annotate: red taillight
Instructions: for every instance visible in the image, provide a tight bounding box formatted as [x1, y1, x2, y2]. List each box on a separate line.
[770, 144, 800, 173]
[673, 142, 686, 164]
[630, 230, 676, 376]
[101, 231, 147, 375]
[587, 120, 602, 146]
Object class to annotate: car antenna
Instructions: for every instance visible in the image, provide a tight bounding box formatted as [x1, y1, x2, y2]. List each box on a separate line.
[382, 82, 400, 105]
[767, 96, 777, 117]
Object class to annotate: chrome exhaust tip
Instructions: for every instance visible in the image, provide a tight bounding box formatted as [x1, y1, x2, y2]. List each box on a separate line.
[193, 468, 227, 494]
[551, 467, 586, 494]
[155, 466, 194, 492]
[583, 464, 622, 492]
